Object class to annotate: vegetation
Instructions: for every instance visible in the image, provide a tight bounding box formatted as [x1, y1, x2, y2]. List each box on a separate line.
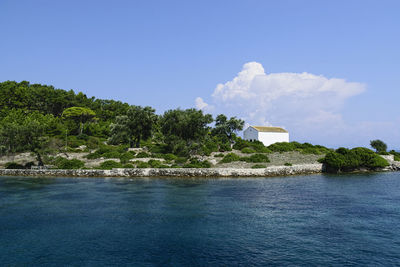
[53, 157, 85, 169]
[240, 153, 270, 163]
[319, 147, 389, 173]
[98, 160, 123, 170]
[370, 139, 387, 153]
[251, 164, 267, 169]
[0, 81, 396, 175]
[220, 153, 241, 163]
[109, 106, 157, 148]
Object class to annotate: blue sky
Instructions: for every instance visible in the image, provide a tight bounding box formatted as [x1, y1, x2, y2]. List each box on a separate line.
[1, 0, 399, 149]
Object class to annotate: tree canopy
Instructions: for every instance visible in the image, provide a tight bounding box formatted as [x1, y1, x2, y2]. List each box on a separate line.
[109, 106, 157, 148]
[370, 139, 387, 153]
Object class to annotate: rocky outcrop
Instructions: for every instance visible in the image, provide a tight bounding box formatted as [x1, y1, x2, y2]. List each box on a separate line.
[0, 164, 324, 178]
[379, 155, 400, 171]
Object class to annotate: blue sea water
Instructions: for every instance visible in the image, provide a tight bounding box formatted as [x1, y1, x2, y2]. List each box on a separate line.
[1, 173, 400, 266]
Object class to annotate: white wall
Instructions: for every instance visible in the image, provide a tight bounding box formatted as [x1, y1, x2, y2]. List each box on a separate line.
[258, 132, 289, 147]
[243, 127, 258, 141]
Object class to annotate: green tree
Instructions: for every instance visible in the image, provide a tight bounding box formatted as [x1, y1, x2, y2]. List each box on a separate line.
[160, 108, 213, 155]
[0, 110, 56, 165]
[62, 107, 96, 135]
[370, 139, 387, 153]
[109, 106, 157, 148]
[211, 114, 244, 142]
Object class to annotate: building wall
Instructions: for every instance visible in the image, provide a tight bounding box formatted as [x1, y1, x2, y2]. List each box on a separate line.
[243, 127, 259, 141]
[258, 132, 289, 146]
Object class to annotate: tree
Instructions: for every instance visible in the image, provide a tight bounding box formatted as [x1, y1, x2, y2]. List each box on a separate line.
[370, 139, 387, 153]
[0, 110, 56, 165]
[109, 106, 157, 148]
[62, 107, 96, 135]
[211, 114, 244, 142]
[160, 108, 213, 155]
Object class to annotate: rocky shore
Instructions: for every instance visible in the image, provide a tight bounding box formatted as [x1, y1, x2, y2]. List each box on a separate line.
[0, 163, 324, 178]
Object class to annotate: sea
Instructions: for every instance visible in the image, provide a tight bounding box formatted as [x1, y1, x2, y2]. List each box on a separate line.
[1, 172, 400, 266]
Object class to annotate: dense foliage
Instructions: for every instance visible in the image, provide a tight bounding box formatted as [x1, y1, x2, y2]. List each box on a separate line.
[0, 81, 394, 173]
[319, 147, 389, 173]
[370, 139, 387, 153]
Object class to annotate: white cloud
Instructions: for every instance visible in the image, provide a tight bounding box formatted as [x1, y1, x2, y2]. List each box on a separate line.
[195, 97, 208, 110]
[195, 97, 214, 112]
[197, 62, 370, 146]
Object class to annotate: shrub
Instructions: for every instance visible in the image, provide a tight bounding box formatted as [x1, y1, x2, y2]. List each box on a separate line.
[233, 139, 271, 153]
[148, 160, 169, 168]
[103, 151, 122, 159]
[241, 147, 256, 154]
[136, 151, 150, 158]
[99, 160, 123, 170]
[85, 151, 102, 159]
[218, 142, 232, 152]
[220, 153, 241, 163]
[136, 161, 150, 168]
[162, 153, 178, 161]
[183, 158, 211, 168]
[284, 162, 292, 166]
[123, 163, 135, 168]
[174, 157, 188, 164]
[240, 153, 270, 163]
[119, 152, 135, 163]
[251, 164, 266, 169]
[55, 157, 85, 169]
[5, 162, 24, 169]
[214, 153, 225, 157]
[320, 147, 389, 173]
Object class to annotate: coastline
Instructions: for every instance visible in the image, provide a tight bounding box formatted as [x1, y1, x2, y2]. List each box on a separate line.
[0, 163, 324, 178]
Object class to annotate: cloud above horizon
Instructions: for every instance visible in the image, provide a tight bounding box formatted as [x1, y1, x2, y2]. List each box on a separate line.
[196, 62, 368, 146]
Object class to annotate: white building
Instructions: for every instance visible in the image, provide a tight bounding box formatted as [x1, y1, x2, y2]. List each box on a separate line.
[243, 126, 289, 147]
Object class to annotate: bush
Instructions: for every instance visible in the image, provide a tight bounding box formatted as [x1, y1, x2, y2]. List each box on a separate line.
[119, 152, 135, 163]
[233, 139, 271, 153]
[103, 151, 122, 159]
[85, 151, 102, 159]
[148, 159, 169, 168]
[214, 153, 225, 157]
[251, 164, 266, 169]
[220, 153, 241, 163]
[162, 153, 178, 161]
[240, 153, 270, 163]
[136, 151, 150, 158]
[320, 147, 389, 173]
[123, 163, 135, 168]
[136, 161, 150, 168]
[183, 158, 211, 168]
[54, 157, 85, 169]
[218, 142, 232, 152]
[284, 162, 292, 166]
[267, 141, 330, 154]
[174, 157, 188, 165]
[241, 147, 256, 154]
[99, 160, 123, 170]
[5, 162, 24, 169]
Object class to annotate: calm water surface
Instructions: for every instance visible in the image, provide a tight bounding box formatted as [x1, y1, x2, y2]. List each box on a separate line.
[1, 173, 400, 266]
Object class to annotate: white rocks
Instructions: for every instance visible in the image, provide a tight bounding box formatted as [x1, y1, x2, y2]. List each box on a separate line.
[0, 164, 324, 178]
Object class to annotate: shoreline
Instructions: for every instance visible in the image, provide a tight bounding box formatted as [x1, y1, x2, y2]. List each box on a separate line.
[0, 164, 324, 178]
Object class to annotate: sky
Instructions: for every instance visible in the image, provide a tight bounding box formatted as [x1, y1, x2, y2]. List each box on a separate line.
[1, 0, 399, 149]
